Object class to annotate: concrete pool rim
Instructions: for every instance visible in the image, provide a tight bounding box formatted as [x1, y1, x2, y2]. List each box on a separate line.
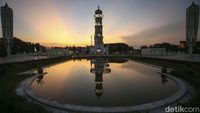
[21, 71, 186, 113]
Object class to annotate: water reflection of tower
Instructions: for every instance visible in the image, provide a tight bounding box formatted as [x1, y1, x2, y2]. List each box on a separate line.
[90, 58, 111, 97]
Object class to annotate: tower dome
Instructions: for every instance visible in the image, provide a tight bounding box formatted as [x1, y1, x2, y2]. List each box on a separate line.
[95, 6, 102, 14]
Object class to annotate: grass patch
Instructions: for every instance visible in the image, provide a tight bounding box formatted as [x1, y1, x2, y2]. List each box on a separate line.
[0, 56, 71, 113]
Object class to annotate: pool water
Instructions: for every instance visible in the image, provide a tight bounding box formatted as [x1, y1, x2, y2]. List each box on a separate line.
[31, 58, 178, 107]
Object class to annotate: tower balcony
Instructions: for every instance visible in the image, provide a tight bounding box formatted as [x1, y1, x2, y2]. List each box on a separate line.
[95, 22, 102, 26]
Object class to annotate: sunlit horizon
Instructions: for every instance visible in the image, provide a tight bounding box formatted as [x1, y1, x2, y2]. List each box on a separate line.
[0, 0, 200, 48]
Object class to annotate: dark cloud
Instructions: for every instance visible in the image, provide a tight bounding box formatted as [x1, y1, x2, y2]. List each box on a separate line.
[121, 22, 185, 48]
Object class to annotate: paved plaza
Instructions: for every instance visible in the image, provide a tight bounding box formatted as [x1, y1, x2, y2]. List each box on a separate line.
[0, 55, 48, 64]
[143, 54, 200, 63]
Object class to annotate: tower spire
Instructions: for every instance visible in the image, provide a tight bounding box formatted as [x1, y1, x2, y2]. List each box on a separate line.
[5, 2, 8, 7]
[192, 1, 195, 5]
[98, 5, 100, 10]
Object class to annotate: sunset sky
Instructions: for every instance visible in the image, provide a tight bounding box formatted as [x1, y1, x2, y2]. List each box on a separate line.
[0, 0, 200, 48]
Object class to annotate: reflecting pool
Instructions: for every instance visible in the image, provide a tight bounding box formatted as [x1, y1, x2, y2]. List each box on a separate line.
[31, 58, 178, 107]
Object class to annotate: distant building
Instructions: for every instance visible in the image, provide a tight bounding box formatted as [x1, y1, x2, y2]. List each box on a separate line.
[91, 6, 107, 55]
[142, 48, 166, 56]
[180, 41, 187, 48]
[46, 48, 69, 57]
[1, 3, 13, 56]
[186, 2, 199, 54]
[133, 49, 141, 55]
[104, 43, 131, 55]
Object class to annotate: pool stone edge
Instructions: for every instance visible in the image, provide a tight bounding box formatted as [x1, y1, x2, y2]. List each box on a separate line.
[18, 72, 187, 113]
